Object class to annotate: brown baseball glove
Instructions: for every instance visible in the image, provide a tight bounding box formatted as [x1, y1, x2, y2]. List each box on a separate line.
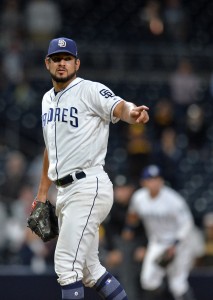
[27, 199, 59, 242]
[155, 247, 176, 268]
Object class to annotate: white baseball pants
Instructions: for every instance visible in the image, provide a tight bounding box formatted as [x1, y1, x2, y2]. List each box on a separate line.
[54, 166, 113, 287]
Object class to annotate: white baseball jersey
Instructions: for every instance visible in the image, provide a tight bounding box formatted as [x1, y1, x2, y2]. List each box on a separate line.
[129, 185, 194, 244]
[41, 77, 122, 181]
[129, 185, 197, 297]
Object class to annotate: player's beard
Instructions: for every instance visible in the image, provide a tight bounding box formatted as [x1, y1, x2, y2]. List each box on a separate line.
[50, 70, 77, 83]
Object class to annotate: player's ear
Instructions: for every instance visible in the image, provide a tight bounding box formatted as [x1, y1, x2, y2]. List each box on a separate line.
[45, 58, 50, 70]
[75, 58, 80, 71]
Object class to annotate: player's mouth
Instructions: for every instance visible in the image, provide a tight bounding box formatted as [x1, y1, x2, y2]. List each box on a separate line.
[57, 68, 67, 75]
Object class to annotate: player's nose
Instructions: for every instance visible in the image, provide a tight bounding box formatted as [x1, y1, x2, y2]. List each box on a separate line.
[59, 59, 66, 65]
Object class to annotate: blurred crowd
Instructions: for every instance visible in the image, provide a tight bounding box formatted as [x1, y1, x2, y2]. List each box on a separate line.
[0, 0, 213, 299]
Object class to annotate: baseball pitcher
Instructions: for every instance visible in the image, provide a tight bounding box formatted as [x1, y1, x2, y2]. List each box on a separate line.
[29, 37, 149, 300]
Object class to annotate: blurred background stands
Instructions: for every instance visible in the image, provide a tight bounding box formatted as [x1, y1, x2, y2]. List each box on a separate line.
[0, 2, 213, 298]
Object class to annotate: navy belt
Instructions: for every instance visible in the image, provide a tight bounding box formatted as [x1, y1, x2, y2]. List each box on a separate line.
[55, 171, 86, 187]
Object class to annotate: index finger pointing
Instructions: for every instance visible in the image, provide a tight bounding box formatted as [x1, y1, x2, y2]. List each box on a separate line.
[140, 105, 149, 110]
[134, 105, 149, 112]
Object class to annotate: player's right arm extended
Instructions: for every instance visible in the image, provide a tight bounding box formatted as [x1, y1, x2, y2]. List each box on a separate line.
[36, 148, 52, 203]
[113, 100, 149, 124]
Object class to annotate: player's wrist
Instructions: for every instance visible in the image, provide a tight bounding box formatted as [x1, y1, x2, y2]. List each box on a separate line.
[35, 196, 46, 203]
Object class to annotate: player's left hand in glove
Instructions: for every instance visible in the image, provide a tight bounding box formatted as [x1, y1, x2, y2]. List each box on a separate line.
[27, 199, 59, 242]
[156, 246, 176, 268]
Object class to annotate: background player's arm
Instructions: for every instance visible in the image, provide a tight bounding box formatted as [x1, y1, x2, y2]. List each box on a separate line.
[36, 148, 52, 202]
[175, 203, 194, 243]
[113, 100, 149, 124]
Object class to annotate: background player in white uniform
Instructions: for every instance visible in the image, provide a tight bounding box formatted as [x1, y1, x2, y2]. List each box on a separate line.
[123, 165, 198, 300]
[35, 37, 149, 300]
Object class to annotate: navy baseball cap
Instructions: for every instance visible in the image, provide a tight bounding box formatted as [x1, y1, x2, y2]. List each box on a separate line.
[141, 165, 162, 180]
[46, 37, 78, 57]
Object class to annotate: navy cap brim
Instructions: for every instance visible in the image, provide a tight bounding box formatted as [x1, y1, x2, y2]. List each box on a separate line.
[47, 50, 77, 57]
